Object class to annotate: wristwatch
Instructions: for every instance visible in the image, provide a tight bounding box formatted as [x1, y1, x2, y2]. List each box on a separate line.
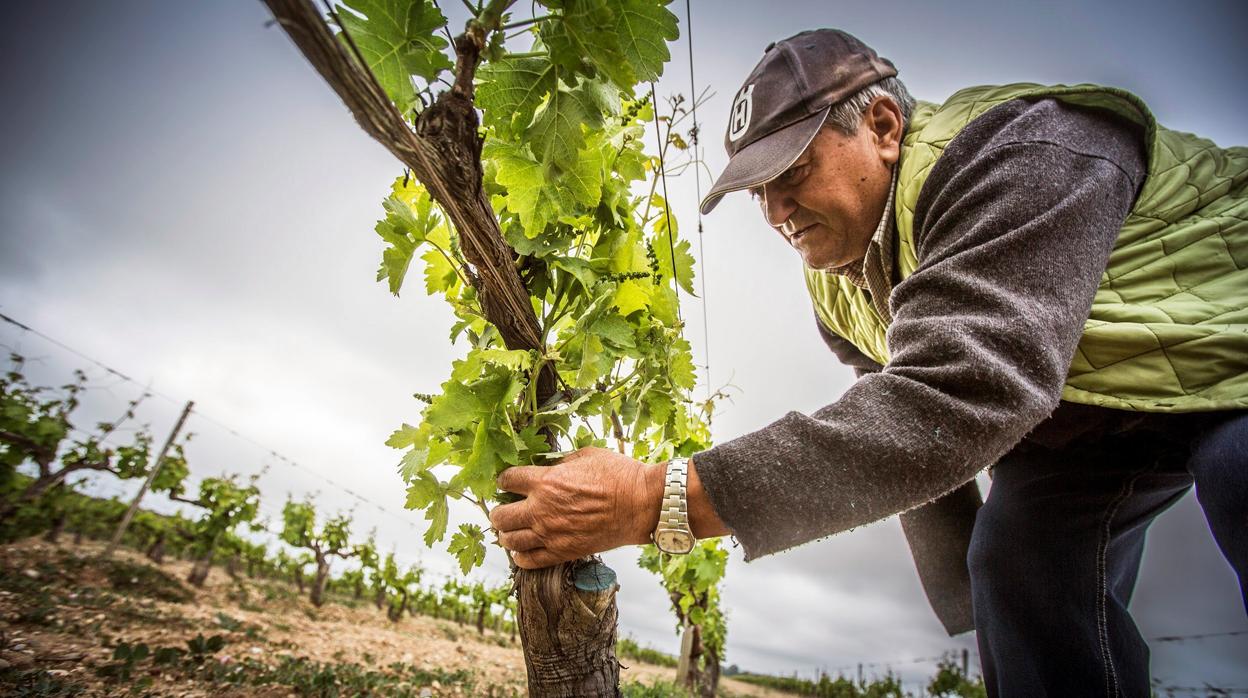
[651, 457, 696, 555]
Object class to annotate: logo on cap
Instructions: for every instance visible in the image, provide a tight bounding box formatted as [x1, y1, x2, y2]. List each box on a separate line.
[728, 84, 754, 143]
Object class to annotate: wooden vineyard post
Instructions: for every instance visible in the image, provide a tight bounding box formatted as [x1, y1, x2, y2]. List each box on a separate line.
[104, 400, 193, 558]
[677, 620, 694, 688]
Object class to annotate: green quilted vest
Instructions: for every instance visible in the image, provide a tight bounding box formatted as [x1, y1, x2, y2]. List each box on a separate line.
[805, 83, 1248, 412]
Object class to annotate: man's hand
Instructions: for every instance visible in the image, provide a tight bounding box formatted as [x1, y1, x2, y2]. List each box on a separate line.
[488, 447, 664, 570]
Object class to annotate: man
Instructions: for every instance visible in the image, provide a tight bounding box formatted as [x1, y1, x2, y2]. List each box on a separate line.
[489, 29, 1247, 695]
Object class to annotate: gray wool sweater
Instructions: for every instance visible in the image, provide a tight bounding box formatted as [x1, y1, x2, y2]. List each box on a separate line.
[693, 97, 1150, 561]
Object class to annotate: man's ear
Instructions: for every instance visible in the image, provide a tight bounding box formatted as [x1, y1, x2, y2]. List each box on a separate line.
[864, 96, 904, 166]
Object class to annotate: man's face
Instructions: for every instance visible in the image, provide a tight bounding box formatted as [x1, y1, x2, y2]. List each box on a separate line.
[750, 98, 902, 270]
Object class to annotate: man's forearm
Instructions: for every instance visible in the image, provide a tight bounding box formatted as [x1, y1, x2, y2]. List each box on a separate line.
[637, 458, 732, 543]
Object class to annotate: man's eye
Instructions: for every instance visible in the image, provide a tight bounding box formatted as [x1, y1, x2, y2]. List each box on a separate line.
[780, 164, 806, 182]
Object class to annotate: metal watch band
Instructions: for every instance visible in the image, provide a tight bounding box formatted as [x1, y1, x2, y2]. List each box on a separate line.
[657, 457, 691, 532]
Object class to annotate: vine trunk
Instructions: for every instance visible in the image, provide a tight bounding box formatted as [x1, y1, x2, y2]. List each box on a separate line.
[261, 1, 624, 693]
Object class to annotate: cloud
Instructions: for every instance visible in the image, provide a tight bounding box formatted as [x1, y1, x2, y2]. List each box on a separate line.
[2, 0, 1245, 690]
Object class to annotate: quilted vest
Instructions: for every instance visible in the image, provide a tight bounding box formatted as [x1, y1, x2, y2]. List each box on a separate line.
[805, 84, 1248, 412]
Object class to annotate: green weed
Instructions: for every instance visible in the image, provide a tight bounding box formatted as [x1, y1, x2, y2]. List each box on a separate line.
[104, 559, 191, 603]
[620, 679, 696, 697]
[0, 668, 87, 697]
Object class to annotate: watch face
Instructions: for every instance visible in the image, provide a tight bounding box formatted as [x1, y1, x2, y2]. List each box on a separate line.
[655, 529, 695, 554]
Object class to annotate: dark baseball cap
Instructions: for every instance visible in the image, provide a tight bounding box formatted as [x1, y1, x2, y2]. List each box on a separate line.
[699, 29, 897, 215]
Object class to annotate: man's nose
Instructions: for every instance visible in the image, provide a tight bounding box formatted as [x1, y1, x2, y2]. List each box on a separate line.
[760, 183, 797, 229]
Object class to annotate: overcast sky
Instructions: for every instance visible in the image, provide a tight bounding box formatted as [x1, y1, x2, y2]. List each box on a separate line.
[1, 0, 1245, 691]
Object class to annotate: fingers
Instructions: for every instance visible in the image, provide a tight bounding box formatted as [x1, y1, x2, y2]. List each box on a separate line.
[496, 465, 543, 496]
[512, 547, 566, 570]
[489, 500, 535, 533]
[497, 527, 542, 553]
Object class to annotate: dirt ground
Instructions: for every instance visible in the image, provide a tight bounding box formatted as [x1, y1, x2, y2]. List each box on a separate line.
[0, 539, 783, 697]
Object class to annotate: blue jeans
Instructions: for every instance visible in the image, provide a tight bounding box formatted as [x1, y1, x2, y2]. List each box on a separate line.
[968, 412, 1247, 697]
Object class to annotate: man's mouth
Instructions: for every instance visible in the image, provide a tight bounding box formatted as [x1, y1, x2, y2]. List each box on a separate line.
[789, 224, 816, 243]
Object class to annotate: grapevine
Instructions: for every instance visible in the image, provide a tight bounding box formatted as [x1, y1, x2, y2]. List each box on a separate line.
[259, 0, 728, 693]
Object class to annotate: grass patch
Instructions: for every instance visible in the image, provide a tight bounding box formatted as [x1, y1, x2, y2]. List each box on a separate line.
[731, 671, 911, 697]
[621, 678, 695, 697]
[617, 636, 678, 668]
[260, 582, 298, 602]
[0, 668, 87, 697]
[96, 632, 487, 697]
[104, 559, 192, 604]
[215, 612, 242, 632]
[14, 592, 57, 626]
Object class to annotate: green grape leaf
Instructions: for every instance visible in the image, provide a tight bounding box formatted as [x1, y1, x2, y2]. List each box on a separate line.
[336, 0, 453, 115]
[398, 445, 429, 481]
[375, 186, 443, 296]
[149, 450, 189, 496]
[644, 389, 675, 426]
[689, 604, 705, 626]
[425, 437, 452, 468]
[391, 422, 442, 482]
[529, 81, 615, 171]
[575, 334, 615, 388]
[613, 279, 651, 317]
[403, 469, 441, 508]
[424, 366, 524, 499]
[693, 554, 721, 586]
[649, 283, 680, 326]
[488, 141, 604, 236]
[375, 197, 419, 295]
[558, 140, 604, 210]
[456, 418, 520, 499]
[489, 142, 554, 235]
[386, 423, 422, 449]
[668, 336, 697, 390]
[539, 0, 635, 88]
[616, 0, 679, 82]
[652, 194, 677, 237]
[611, 125, 650, 183]
[514, 424, 553, 463]
[477, 57, 557, 135]
[450, 349, 533, 382]
[426, 365, 523, 429]
[404, 471, 457, 546]
[551, 256, 599, 292]
[572, 424, 604, 449]
[637, 544, 661, 573]
[678, 592, 694, 615]
[417, 217, 461, 295]
[603, 225, 647, 273]
[424, 382, 482, 432]
[590, 314, 636, 349]
[423, 494, 448, 546]
[483, 20, 507, 61]
[420, 246, 458, 295]
[651, 229, 697, 296]
[504, 219, 573, 257]
[447, 524, 487, 573]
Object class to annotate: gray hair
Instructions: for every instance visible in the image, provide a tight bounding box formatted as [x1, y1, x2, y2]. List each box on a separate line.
[823, 76, 916, 134]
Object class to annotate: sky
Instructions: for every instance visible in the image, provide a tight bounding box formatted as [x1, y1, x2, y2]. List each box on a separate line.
[1, 0, 1246, 692]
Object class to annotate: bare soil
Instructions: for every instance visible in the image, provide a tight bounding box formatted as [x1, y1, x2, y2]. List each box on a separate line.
[0, 538, 782, 697]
